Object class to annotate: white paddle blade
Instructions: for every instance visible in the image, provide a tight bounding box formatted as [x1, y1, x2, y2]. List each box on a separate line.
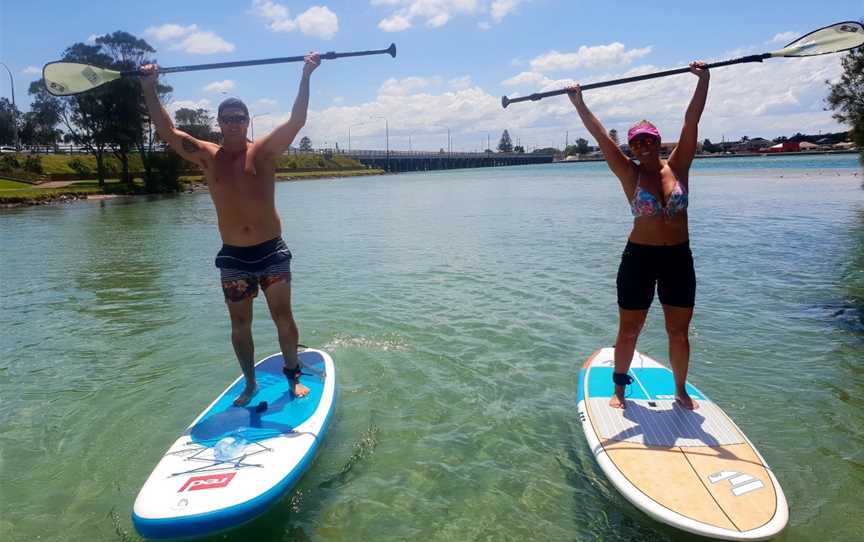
[772, 21, 864, 57]
[43, 62, 122, 96]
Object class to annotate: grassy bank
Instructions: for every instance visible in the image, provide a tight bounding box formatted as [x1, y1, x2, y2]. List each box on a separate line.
[0, 152, 382, 206]
[1, 151, 367, 177]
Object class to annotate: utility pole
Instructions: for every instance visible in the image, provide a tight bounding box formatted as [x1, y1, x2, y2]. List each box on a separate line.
[0, 62, 19, 151]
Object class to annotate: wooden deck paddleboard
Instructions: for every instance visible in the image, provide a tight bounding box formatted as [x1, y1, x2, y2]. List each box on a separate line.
[576, 347, 787, 540]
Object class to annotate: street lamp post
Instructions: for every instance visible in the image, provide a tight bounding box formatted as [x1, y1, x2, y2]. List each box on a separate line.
[0, 62, 19, 151]
[428, 124, 451, 166]
[250, 112, 270, 141]
[348, 122, 369, 154]
[370, 116, 389, 172]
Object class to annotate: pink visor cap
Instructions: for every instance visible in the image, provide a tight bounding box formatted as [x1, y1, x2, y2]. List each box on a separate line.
[627, 123, 661, 143]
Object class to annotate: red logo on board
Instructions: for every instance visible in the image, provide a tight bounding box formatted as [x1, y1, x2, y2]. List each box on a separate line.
[178, 473, 236, 492]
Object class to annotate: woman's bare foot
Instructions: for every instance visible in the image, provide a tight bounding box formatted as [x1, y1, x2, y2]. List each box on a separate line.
[675, 390, 699, 410]
[609, 385, 627, 409]
[233, 383, 259, 407]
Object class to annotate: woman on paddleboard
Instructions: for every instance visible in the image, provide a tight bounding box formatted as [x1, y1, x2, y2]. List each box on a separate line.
[567, 61, 709, 410]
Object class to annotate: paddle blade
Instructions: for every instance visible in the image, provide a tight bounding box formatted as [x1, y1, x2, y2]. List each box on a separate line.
[772, 21, 864, 57]
[43, 62, 122, 96]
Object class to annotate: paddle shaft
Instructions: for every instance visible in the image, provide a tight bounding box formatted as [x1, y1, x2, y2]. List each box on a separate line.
[120, 44, 396, 77]
[502, 53, 770, 107]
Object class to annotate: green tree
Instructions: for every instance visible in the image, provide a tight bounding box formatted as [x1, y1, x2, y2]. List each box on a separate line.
[175, 107, 215, 141]
[299, 136, 312, 151]
[826, 41, 864, 161]
[609, 129, 619, 146]
[0, 98, 20, 146]
[575, 137, 589, 154]
[497, 129, 513, 153]
[58, 32, 172, 190]
[702, 138, 719, 153]
[22, 80, 64, 151]
[513, 145, 525, 153]
[57, 42, 120, 186]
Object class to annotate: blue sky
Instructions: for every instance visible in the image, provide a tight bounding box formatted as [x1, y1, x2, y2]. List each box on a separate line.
[2, 1, 863, 151]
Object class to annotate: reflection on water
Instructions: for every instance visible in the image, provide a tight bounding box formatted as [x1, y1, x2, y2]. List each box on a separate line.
[1, 156, 863, 541]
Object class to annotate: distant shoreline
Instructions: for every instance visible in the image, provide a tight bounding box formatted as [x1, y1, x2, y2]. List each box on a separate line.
[555, 149, 861, 163]
[0, 168, 385, 209]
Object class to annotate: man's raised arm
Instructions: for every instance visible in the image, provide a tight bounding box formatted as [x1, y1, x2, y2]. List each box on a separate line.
[139, 64, 215, 169]
[255, 52, 320, 160]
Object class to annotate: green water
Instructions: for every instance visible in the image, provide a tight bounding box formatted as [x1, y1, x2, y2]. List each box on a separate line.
[1, 155, 862, 541]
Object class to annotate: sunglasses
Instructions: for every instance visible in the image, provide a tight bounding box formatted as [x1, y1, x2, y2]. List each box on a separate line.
[220, 115, 249, 124]
[629, 136, 658, 146]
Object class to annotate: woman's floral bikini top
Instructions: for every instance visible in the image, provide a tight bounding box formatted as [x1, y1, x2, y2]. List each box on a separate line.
[630, 165, 688, 218]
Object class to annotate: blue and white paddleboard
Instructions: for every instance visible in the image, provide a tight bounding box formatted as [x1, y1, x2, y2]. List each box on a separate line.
[577, 348, 787, 540]
[132, 348, 335, 540]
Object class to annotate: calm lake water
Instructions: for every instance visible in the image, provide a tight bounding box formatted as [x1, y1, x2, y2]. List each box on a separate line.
[1, 154, 862, 541]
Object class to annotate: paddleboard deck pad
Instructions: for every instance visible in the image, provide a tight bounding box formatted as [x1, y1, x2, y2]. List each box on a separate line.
[577, 347, 787, 540]
[132, 349, 335, 540]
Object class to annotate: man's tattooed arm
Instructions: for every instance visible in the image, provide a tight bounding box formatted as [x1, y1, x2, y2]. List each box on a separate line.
[182, 137, 199, 153]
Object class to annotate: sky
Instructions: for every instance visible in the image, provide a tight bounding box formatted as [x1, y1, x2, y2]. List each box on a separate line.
[1, 1, 863, 152]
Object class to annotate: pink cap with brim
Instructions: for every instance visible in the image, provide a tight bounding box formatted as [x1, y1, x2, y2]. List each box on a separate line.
[627, 123, 661, 142]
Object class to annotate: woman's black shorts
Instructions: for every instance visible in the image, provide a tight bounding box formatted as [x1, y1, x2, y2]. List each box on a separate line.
[616, 241, 696, 310]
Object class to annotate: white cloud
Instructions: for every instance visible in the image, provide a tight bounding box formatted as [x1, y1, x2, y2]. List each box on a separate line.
[530, 43, 653, 72]
[490, 0, 522, 22]
[86, 34, 100, 44]
[181, 31, 235, 54]
[380, 76, 442, 96]
[478, 21, 491, 30]
[371, 0, 484, 32]
[144, 24, 235, 54]
[256, 98, 279, 107]
[449, 75, 472, 90]
[502, 71, 547, 87]
[379, 15, 412, 32]
[250, 1, 339, 39]
[22, 66, 40, 75]
[164, 50, 847, 153]
[204, 80, 236, 93]
[771, 31, 798, 44]
[145, 24, 188, 42]
[295, 6, 339, 39]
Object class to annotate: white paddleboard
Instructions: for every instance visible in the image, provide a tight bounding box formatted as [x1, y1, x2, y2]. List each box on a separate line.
[577, 347, 788, 540]
[132, 348, 335, 539]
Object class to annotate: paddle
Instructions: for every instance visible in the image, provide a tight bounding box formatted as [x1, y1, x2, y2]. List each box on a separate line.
[501, 21, 864, 108]
[43, 43, 398, 97]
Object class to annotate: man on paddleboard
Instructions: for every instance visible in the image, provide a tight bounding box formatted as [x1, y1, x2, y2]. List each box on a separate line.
[567, 61, 709, 410]
[139, 52, 321, 405]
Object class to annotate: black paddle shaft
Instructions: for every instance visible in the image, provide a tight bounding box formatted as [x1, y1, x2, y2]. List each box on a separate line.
[501, 53, 770, 108]
[121, 43, 397, 77]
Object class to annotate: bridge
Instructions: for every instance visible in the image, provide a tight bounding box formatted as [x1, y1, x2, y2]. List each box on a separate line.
[336, 149, 555, 172]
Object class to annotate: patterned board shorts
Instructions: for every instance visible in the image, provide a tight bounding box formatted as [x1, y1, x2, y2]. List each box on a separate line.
[215, 237, 292, 303]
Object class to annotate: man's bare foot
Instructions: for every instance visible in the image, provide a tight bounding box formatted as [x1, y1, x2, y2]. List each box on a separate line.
[675, 391, 699, 410]
[233, 383, 258, 407]
[283, 364, 310, 398]
[291, 379, 310, 398]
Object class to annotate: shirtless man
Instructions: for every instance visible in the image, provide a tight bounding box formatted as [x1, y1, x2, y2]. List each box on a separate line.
[140, 52, 321, 406]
